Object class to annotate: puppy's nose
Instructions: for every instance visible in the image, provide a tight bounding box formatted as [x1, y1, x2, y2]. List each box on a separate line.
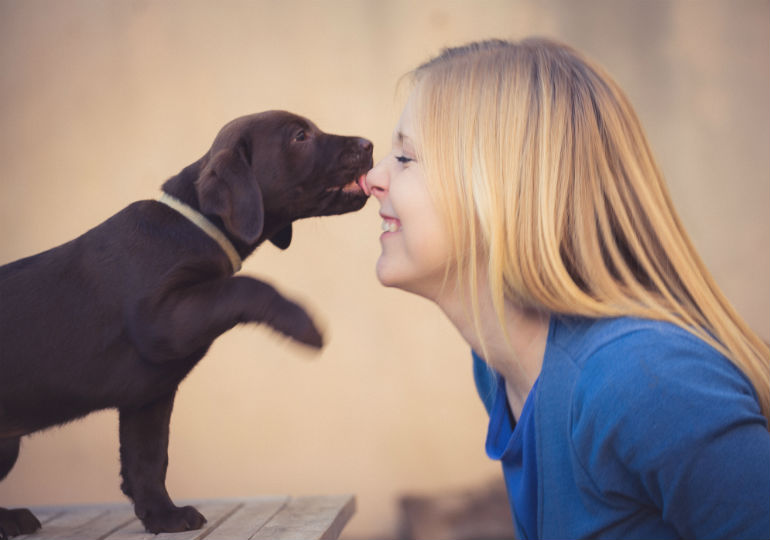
[356, 138, 373, 153]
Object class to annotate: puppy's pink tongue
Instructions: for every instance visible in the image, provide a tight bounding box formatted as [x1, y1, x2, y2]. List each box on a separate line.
[358, 174, 370, 196]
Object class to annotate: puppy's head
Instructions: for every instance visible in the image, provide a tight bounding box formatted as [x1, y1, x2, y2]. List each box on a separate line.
[195, 111, 372, 250]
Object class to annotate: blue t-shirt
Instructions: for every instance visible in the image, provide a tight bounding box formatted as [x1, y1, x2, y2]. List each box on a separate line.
[473, 315, 770, 539]
[474, 356, 539, 540]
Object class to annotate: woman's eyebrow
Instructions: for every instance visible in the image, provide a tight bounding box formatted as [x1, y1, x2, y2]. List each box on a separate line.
[397, 131, 415, 145]
[392, 130, 416, 150]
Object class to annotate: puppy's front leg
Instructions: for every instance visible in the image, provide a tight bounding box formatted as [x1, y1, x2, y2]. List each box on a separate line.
[1, 438, 41, 538]
[119, 394, 206, 533]
[131, 275, 323, 362]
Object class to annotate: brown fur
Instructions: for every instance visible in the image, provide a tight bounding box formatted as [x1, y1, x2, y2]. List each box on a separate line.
[0, 111, 372, 537]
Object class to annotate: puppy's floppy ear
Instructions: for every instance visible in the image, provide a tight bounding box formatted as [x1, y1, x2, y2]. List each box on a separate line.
[270, 225, 293, 250]
[195, 146, 264, 244]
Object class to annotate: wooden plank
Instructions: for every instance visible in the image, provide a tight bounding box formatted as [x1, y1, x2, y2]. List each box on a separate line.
[202, 496, 289, 540]
[18, 507, 108, 540]
[20, 504, 137, 540]
[314, 495, 356, 540]
[15, 506, 66, 534]
[105, 500, 238, 540]
[250, 495, 356, 540]
[14, 508, 63, 540]
[17, 495, 355, 540]
[52, 507, 135, 540]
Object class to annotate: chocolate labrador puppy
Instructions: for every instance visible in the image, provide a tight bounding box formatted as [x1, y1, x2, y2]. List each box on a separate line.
[0, 111, 372, 537]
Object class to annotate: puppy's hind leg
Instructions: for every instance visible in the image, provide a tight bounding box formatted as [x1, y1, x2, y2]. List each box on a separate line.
[0, 437, 41, 539]
[119, 395, 206, 534]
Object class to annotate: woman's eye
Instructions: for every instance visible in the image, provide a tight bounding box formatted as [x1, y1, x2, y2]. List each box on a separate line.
[395, 155, 413, 164]
[294, 130, 306, 142]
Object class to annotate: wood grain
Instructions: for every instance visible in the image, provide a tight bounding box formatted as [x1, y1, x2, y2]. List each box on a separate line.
[19, 495, 355, 540]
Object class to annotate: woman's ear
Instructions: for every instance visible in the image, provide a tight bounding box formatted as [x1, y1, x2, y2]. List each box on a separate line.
[195, 147, 264, 245]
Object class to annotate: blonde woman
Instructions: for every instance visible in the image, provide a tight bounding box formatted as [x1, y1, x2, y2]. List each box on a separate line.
[363, 38, 769, 539]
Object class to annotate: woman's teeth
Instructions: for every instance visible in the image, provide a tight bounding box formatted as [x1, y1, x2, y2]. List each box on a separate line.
[382, 220, 400, 233]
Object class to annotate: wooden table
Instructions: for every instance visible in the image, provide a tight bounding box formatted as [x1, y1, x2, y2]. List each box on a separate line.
[18, 495, 355, 540]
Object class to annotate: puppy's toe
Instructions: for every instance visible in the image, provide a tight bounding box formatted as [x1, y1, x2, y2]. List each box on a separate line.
[178, 505, 207, 531]
[299, 322, 324, 349]
[0, 508, 42, 538]
[269, 301, 325, 348]
[291, 309, 325, 349]
[142, 505, 206, 533]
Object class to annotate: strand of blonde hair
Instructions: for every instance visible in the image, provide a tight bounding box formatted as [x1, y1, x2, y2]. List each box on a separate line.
[411, 38, 770, 423]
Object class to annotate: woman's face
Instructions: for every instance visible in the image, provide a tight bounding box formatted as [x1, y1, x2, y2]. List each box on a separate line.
[364, 92, 452, 299]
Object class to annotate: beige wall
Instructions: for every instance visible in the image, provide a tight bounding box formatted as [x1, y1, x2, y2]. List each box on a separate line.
[0, 1, 767, 538]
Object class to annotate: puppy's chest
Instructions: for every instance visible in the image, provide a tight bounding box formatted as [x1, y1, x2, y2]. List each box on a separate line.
[106, 353, 200, 407]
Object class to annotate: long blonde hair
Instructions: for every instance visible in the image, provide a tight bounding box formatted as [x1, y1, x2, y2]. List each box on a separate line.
[410, 38, 770, 422]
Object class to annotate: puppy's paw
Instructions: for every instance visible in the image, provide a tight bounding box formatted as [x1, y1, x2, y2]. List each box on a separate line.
[141, 505, 206, 534]
[0, 508, 41, 538]
[268, 299, 325, 349]
[294, 315, 324, 349]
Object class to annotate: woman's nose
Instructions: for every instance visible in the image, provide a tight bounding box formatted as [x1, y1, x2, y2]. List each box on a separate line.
[365, 159, 389, 198]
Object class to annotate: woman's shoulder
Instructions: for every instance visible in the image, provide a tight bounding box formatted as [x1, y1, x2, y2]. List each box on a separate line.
[552, 315, 765, 445]
[548, 315, 752, 393]
[549, 315, 723, 368]
[552, 315, 755, 397]
[548, 316, 769, 540]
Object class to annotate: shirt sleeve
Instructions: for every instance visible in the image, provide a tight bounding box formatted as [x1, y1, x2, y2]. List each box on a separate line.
[570, 329, 770, 540]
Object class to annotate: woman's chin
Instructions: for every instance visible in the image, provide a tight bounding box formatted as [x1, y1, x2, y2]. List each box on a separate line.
[376, 256, 414, 291]
[375, 256, 446, 299]
[375, 257, 399, 288]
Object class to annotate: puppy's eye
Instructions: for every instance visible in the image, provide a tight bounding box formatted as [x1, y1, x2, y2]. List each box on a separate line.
[293, 130, 307, 142]
[395, 155, 413, 164]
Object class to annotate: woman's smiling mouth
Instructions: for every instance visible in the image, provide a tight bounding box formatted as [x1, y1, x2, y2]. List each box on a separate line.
[380, 214, 402, 233]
